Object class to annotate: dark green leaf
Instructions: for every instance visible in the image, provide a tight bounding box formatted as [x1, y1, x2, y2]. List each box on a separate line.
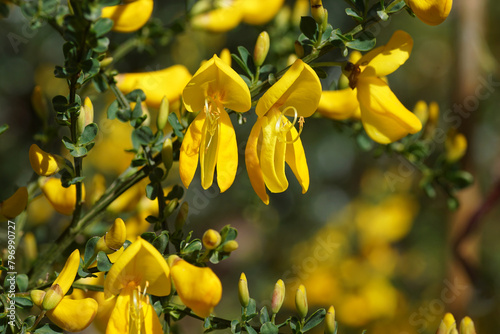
[345, 8, 363, 21]
[13, 297, 33, 309]
[260, 322, 279, 334]
[69, 146, 88, 158]
[153, 233, 169, 254]
[0, 124, 8, 136]
[313, 67, 328, 79]
[259, 64, 274, 74]
[34, 324, 63, 333]
[260, 306, 270, 325]
[447, 171, 474, 189]
[145, 183, 158, 200]
[232, 54, 253, 80]
[237, 46, 251, 68]
[141, 232, 157, 243]
[300, 16, 317, 40]
[220, 225, 237, 242]
[52, 95, 68, 112]
[346, 36, 376, 51]
[96, 252, 112, 272]
[16, 274, 28, 292]
[81, 58, 100, 77]
[182, 240, 202, 254]
[98, 0, 121, 6]
[62, 136, 75, 150]
[132, 126, 154, 146]
[125, 89, 146, 102]
[83, 236, 100, 267]
[107, 100, 120, 120]
[231, 319, 241, 334]
[168, 113, 184, 139]
[93, 74, 108, 93]
[302, 308, 326, 331]
[79, 123, 98, 144]
[93, 18, 113, 37]
[92, 37, 110, 53]
[244, 325, 258, 334]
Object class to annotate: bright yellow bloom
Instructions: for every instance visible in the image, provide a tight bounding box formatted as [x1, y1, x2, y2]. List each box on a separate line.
[437, 313, 458, 334]
[101, 0, 154, 33]
[31, 249, 98, 332]
[245, 59, 321, 204]
[241, 0, 285, 25]
[180, 54, 251, 192]
[344, 30, 422, 144]
[104, 237, 171, 333]
[170, 256, 222, 318]
[40, 178, 85, 215]
[29, 144, 66, 176]
[406, 0, 452, 26]
[202, 229, 221, 249]
[116, 65, 192, 108]
[1, 187, 28, 220]
[96, 218, 127, 254]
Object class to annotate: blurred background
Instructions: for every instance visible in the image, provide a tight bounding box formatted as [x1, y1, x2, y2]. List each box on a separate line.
[1, 0, 500, 333]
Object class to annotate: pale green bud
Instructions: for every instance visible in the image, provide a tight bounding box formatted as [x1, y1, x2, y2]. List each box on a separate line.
[325, 306, 336, 334]
[161, 138, 173, 170]
[459, 317, 476, 334]
[222, 240, 239, 252]
[253, 31, 270, 67]
[238, 272, 250, 308]
[295, 284, 308, 319]
[271, 279, 285, 314]
[157, 96, 170, 130]
[175, 201, 189, 231]
[42, 284, 64, 310]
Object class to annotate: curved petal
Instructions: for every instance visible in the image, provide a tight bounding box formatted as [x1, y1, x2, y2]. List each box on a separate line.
[106, 286, 131, 333]
[260, 111, 288, 193]
[242, 0, 284, 25]
[29, 144, 65, 176]
[104, 237, 171, 298]
[183, 55, 251, 113]
[46, 297, 98, 332]
[316, 88, 360, 120]
[285, 126, 309, 194]
[101, 0, 154, 33]
[142, 298, 164, 334]
[199, 112, 219, 190]
[245, 118, 269, 204]
[357, 77, 422, 144]
[256, 59, 321, 118]
[357, 30, 413, 78]
[41, 178, 86, 216]
[52, 249, 80, 295]
[407, 0, 453, 26]
[191, 4, 243, 33]
[1, 187, 28, 219]
[170, 259, 222, 318]
[216, 110, 238, 192]
[179, 112, 205, 189]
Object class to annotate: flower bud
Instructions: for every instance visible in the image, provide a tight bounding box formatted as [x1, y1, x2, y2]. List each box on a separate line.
[413, 100, 429, 125]
[253, 31, 270, 67]
[271, 279, 285, 314]
[437, 313, 458, 334]
[238, 273, 250, 308]
[295, 284, 308, 319]
[157, 96, 170, 130]
[325, 306, 336, 334]
[42, 284, 64, 310]
[29, 144, 66, 176]
[161, 138, 173, 171]
[310, 0, 325, 25]
[294, 41, 304, 58]
[459, 316, 476, 334]
[175, 201, 189, 231]
[31, 85, 48, 121]
[222, 240, 239, 252]
[0, 187, 28, 219]
[99, 57, 113, 68]
[77, 97, 94, 137]
[23, 232, 38, 263]
[164, 198, 179, 217]
[30, 289, 46, 307]
[96, 218, 127, 254]
[202, 229, 221, 250]
[445, 131, 467, 163]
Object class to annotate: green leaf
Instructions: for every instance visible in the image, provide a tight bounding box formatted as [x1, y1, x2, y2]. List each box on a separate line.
[132, 126, 154, 146]
[34, 324, 63, 333]
[244, 325, 258, 334]
[98, 0, 121, 6]
[69, 146, 88, 158]
[237, 46, 251, 68]
[92, 37, 110, 53]
[62, 136, 75, 150]
[16, 274, 28, 292]
[377, 10, 389, 21]
[300, 16, 317, 40]
[83, 236, 100, 267]
[96, 251, 112, 272]
[387, 0, 407, 13]
[447, 170, 474, 189]
[153, 233, 169, 254]
[0, 124, 8, 136]
[260, 306, 270, 325]
[145, 183, 159, 200]
[13, 297, 33, 309]
[246, 298, 257, 317]
[93, 74, 108, 93]
[93, 18, 113, 37]
[125, 89, 146, 102]
[231, 319, 241, 334]
[168, 113, 184, 139]
[81, 58, 100, 78]
[107, 100, 120, 120]
[313, 67, 328, 79]
[141, 232, 157, 243]
[346, 35, 376, 51]
[52, 95, 68, 112]
[182, 240, 202, 254]
[79, 123, 98, 145]
[220, 225, 237, 242]
[345, 8, 363, 21]
[260, 322, 279, 334]
[302, 308, 326, 331]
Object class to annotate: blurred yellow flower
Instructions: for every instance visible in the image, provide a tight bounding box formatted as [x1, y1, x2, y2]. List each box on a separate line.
[1, 186, 28, 220]
[170, 256, 222, 317]
[245, 59, 321, 204]
[180, 54, 251, 192]
[101, 0, 154, 33]
[445, 130, 467, 163]
[437, 313, 458, 334]
[40, 178, 85, 216]
[406, 0, 452, 26]
[29, 144, 66, 176]
[96, 218, 127, 254]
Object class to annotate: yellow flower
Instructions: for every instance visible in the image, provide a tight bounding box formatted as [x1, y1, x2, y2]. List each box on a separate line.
[29, 144, 66, 176]
[31, 249, 98, 332]
[437, 313, 458, 334]
[245, 59, 321, 204]
[445, 130, 467, 163]
[40, 178, 85, 215]
[459, 316, 476, 334]
[1, 187, 28, 220]
[96, 218, 127, 254]
[170, 256, 222, 318]
[104, 237, 171, 333]
[180, 54, 251, 192]
[241, 0, 285, 25]
[406, 0, 452, 26]
[101, 0, 154, 33]
[344, 30, 422, 144]
[116, 65, 192, 108]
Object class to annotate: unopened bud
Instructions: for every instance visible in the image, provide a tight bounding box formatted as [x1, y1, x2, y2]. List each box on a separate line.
[253, 31, 270, 67]
[222, 240, 239, 252]
[271, 279, 285, 314]
[99, 57, 113, 68]
[96, 218, 126, 254]
[31, 85, 48, 121]
[428, 101, 440, 126]
[445, 131, 467, 163]
[164, 198, 179, 217]
[294, 41, 304, 58]
[157, 96, 170, 130]
[295, 284, 308, 319]
[42, 284, 64, 310]
[161, 138, 173, 170]
[23, 232, 38, 263]
[437, 313, 458, 334]
[175, 201, 189, 231]
[30, 289, 46, 307]
[167, 254, 181, 268]
[77, 97, 94, 137]
[202, 229, 221, 250]
[325, 306, 336, 334]
[238, 272, 250, 308]
[310, 0, 325, 25]
[459, 317, 476, 334]
[287, 54, 298, 66]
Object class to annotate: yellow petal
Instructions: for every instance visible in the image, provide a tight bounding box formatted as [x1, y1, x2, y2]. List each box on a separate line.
[216, 109, 238, 192]
[285, 126, 309, 194]
[245, 118, 269, 204]
[101, 0, 154, 33]
[220, 48, 232, 67]
[242, 0, 284, 25]
[406, 0, 453, 25]
[183, 55, 251, 113]
[104, 237, 170, 298]
[170, 258, 222, 318]
[357, 30, 413, 78]
[191, 4, 243, 33]
[106, 286, 131, 333]
[357, 77, 422, 144]
[179, 112, 205, 189]
[105, 218, 127, 251]
[316, 88, 360, 120]
[52, 249, 80, 296]
[445, 131, 467, 163]
[46, 297, 98, 332]
[29, 144, 66, 176]
[199, 111, 219, 190]
[260, 110, 288, 193]
[1, 187, 28, 219]
[40, 178, 85, 215]
[255, 59, 321, 118]
[116, 65, 192, 108]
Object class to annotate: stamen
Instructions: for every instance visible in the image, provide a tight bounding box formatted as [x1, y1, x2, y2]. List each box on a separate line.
[204, 97, 222, 152]
[274, 106, 304, 144]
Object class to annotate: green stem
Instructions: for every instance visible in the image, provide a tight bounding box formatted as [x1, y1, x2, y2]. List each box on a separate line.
[110, 38, 141, 66]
